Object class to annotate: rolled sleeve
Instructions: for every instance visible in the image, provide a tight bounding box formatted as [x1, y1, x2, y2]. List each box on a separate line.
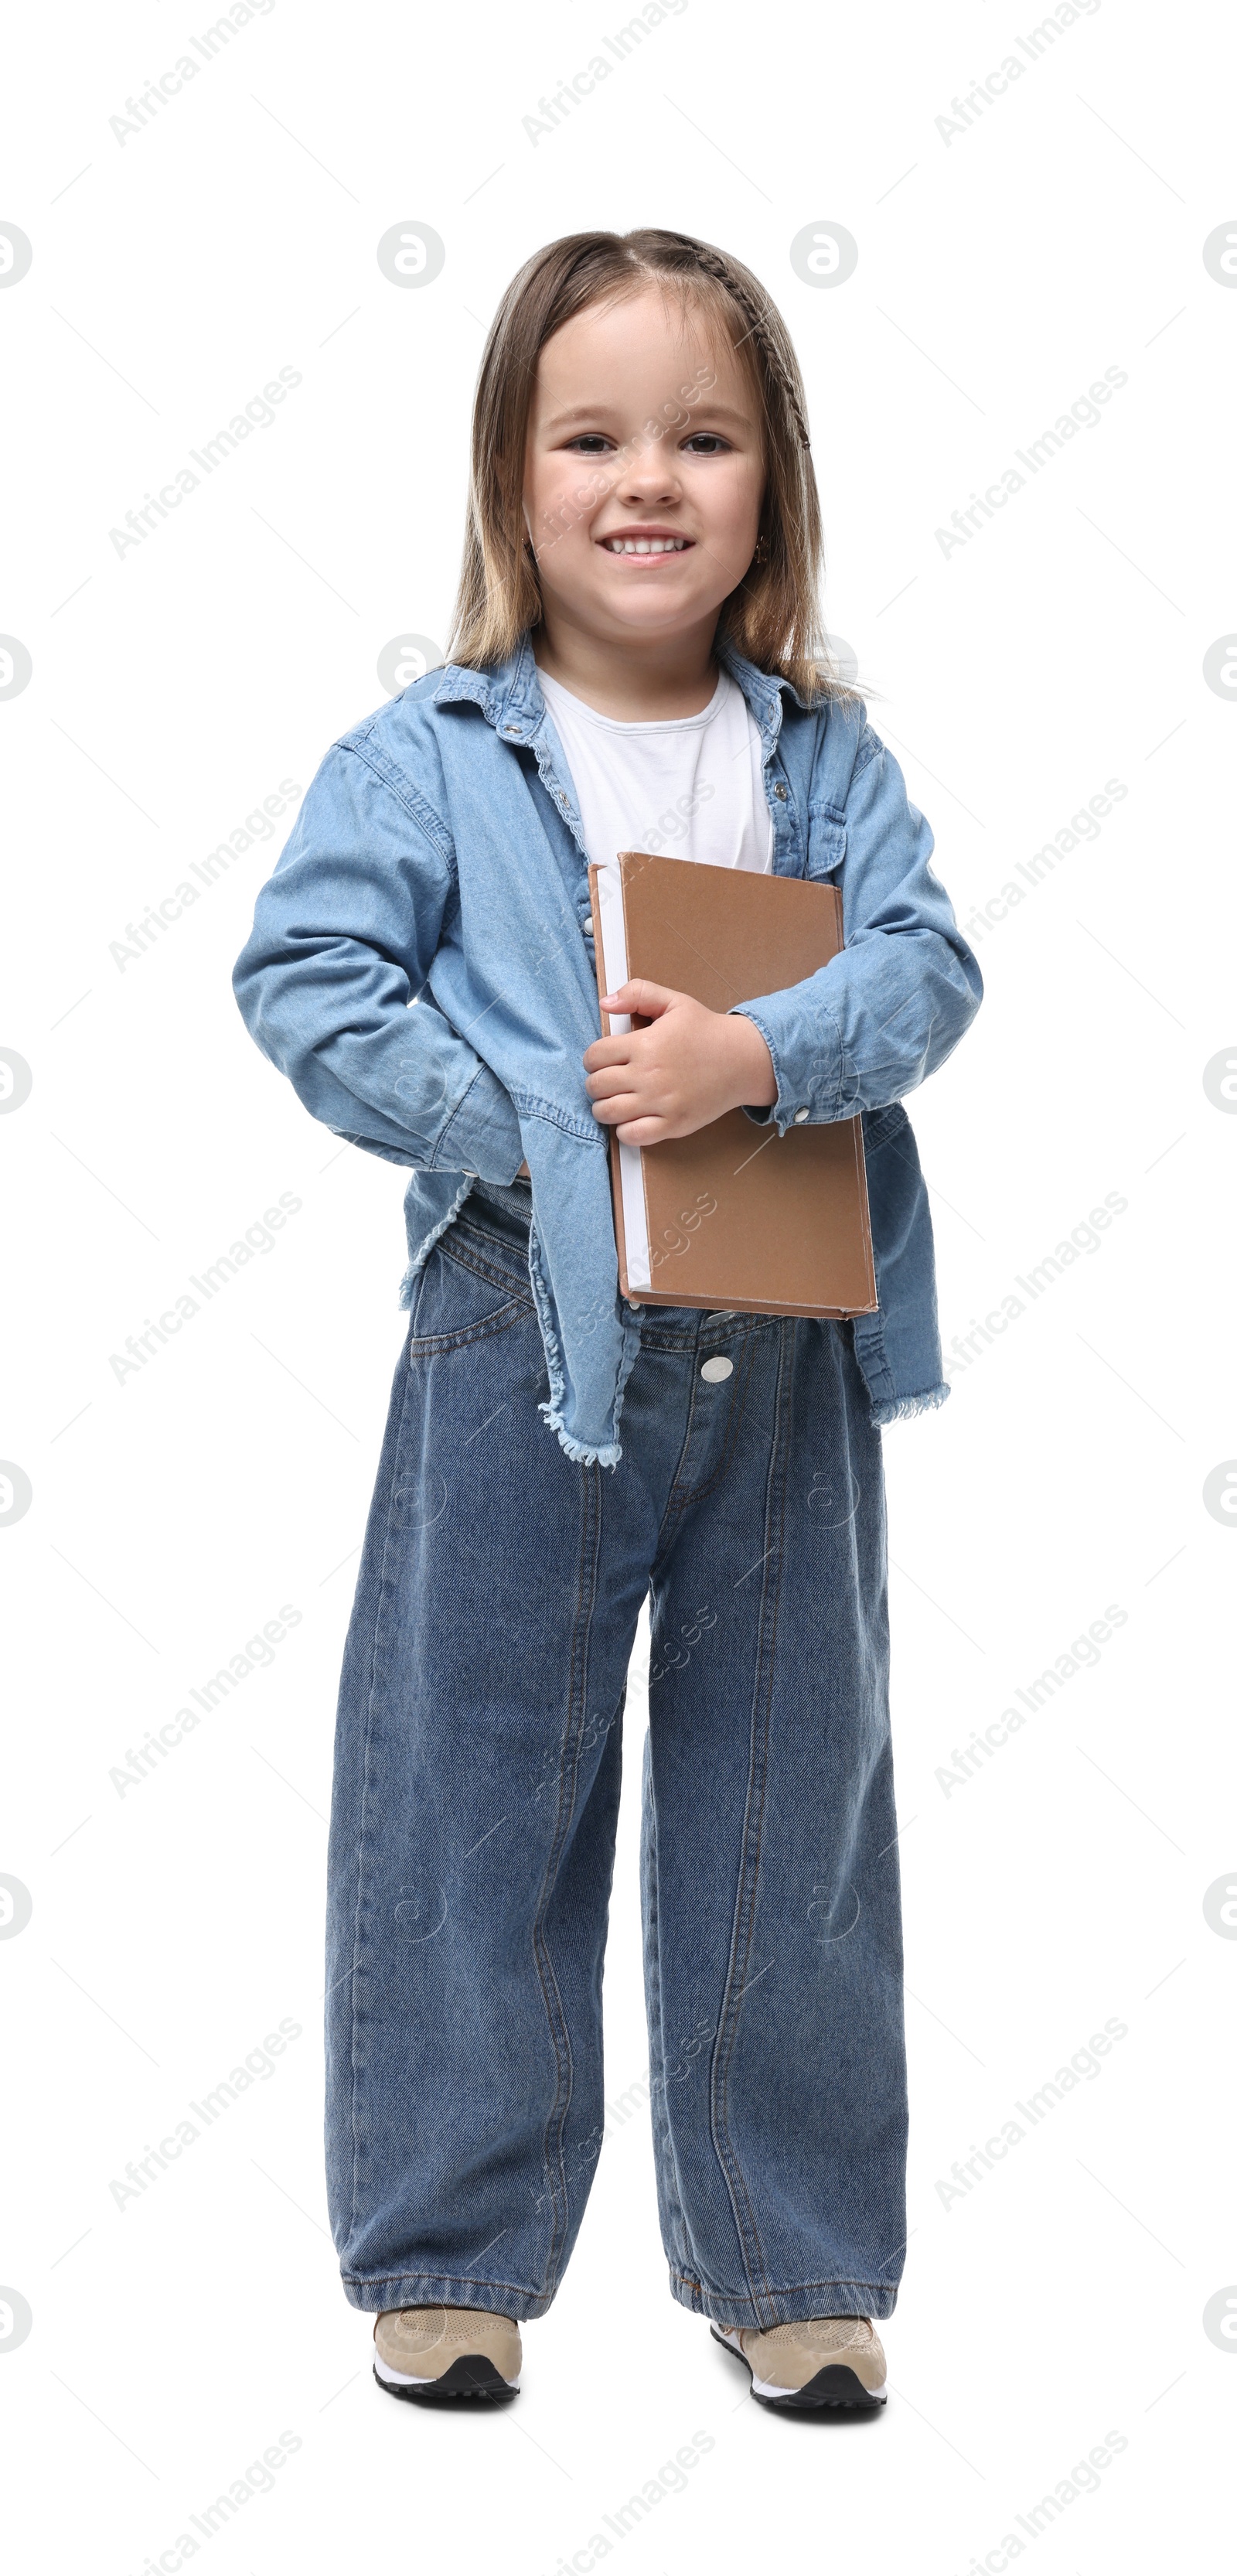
[731, 992, 846, 1131]
[729, 725, 982, 1133]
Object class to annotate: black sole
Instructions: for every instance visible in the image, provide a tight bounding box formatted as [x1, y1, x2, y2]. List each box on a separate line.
[373, 2356, 518, 2405]
[711, 2325, 886, 2411]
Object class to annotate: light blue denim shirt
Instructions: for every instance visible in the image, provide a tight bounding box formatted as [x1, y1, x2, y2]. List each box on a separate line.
[233, 637, 983, 1464]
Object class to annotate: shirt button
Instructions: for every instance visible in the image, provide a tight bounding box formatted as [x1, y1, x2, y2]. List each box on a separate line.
[583, 913, 594, 934]
[793, 1107, 809, 1124]
[503, 724, 522, 736]
[774, 782, 788, 800]
[700, 1355, 734, 1384]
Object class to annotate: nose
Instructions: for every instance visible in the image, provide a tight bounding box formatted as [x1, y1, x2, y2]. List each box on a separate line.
[615, 435, 681, 509]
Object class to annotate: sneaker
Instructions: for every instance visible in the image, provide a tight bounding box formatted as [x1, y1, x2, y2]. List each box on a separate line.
[712, 2315, 887, 2410]
[373, 2304, 521, 2404]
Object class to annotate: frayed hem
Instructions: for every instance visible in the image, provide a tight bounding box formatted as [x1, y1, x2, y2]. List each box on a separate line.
[870, 1382, 950, 1426]
[525, 1216, 570, 1424]
[608, 1308, 643, 1457]
[537, 1399, 622, 1469]
[397, 1176, 475, 1309]
[527, 1214, 625, 1466]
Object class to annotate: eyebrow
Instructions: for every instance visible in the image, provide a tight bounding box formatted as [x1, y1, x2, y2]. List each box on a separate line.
[541, 401, 755, 431]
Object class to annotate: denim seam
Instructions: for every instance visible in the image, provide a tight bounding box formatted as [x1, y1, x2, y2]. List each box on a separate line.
[442, 1249, 532, 1300]
[448, 1215, 534, 1277]
[667, 2264, 897, 2318]
[707, 1319, 793, 2327]
[397, 1176, 476, 1312]
[342, 2267, 552, 2312]
[641, 1771, 697, 2285]
[658, 1327, 760, 1525]
[509, 1092, 606, 1148]
[530, 1462, 602, 2297]
[750, 2275, 896, 2293]
[852, 724, 882, 786]
[437, 1233, 537, 1303]
[345, 1319, 424, 2250]
[340, 734, 458, 875]
[648, 1366, 704, 1581]
[407, 1302, 533, 1360]
[605, 1308, 643, 1463]
[636, 1315, 775, 1354]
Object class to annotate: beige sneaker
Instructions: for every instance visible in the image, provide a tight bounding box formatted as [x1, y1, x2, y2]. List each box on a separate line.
[712, 2315, 887, 2410]
[373, 2304, 521, 2404]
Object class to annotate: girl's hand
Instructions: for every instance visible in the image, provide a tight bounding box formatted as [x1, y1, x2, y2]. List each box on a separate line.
[584, 980, 777, 1147]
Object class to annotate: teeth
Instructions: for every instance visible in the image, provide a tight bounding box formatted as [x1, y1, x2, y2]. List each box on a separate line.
[605, 536, 687, 554]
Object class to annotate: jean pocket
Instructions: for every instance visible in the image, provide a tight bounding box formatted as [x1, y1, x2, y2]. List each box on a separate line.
[407, 1230, 536, 1356]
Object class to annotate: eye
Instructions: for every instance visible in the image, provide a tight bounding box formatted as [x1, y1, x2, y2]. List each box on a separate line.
[564, 434, 616, 455]
[681, 433, 732, 455]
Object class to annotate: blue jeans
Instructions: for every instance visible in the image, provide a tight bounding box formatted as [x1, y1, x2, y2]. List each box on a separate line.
[325, 1180, 908, 2329]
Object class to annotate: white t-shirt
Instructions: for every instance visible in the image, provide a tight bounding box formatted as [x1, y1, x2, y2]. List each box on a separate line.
[538, 667, 773, 877]
[537, 664, 773, 1275]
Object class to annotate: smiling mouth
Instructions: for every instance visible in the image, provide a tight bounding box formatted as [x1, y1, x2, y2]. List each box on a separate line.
[600, 534, 692, 555]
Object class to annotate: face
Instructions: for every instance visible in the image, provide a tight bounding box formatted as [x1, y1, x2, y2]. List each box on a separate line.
[522, 285, 765, 652]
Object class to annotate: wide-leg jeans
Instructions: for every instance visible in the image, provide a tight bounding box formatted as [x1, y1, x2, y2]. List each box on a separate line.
[325, 1181, 908, 2329]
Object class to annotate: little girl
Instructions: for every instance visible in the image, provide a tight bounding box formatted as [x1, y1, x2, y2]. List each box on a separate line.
[234, 227, 982, 2414]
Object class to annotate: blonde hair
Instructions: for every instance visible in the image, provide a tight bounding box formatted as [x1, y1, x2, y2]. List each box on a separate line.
[448, 227, 843, 700]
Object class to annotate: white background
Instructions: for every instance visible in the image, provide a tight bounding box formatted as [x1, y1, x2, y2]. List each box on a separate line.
[2, 1, 1234, 2567]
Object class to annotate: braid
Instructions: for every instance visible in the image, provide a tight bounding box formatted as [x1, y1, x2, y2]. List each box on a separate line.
[673, 238, 813, 451]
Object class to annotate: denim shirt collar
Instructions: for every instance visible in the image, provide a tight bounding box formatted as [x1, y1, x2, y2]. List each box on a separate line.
[431, 631, 813, 759]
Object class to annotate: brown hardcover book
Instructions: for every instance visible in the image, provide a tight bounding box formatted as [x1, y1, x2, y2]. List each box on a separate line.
[588, 850, 877, 1318]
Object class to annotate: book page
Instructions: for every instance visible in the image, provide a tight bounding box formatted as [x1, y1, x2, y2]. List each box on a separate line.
[594, 861, 651, 1290]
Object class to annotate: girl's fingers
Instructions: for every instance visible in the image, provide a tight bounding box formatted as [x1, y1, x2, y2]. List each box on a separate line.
[598, 978, 679, 1018]
[583, 1037, 636, 1073]
[588, 1090, 642, 1124]
[584, 1065, 639, 1099]
[592, 1101, 674, 1142]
